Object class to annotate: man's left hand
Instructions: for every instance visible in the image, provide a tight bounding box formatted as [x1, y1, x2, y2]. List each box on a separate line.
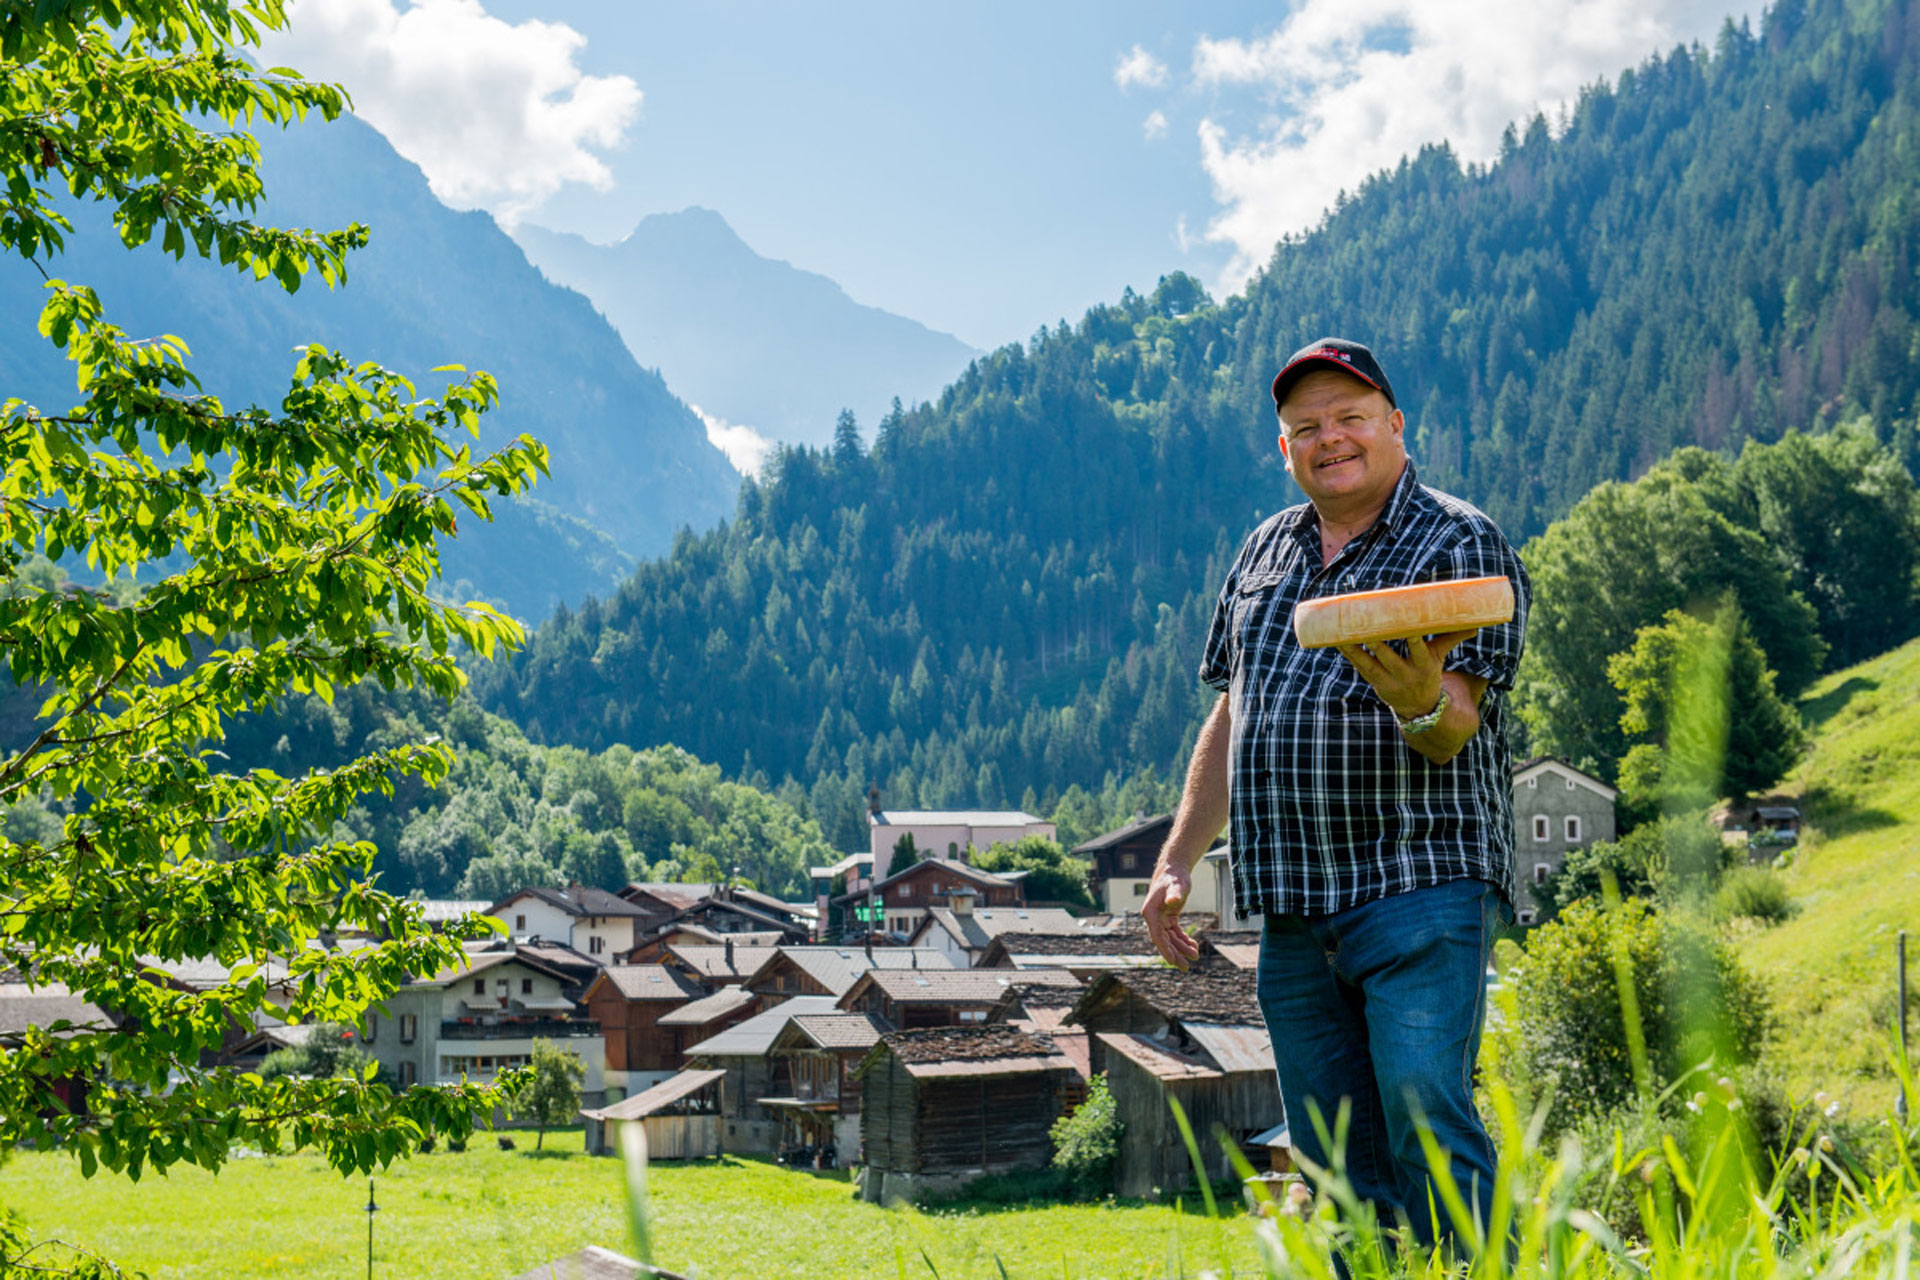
[1335, 629, 1477, 721]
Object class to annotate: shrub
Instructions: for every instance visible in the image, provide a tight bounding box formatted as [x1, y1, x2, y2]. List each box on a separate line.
[1714, 866, 1797, 924]
[256, 1023, 373, 1082]
[1049, 1074, 1123, 1196]
[1513, 898, 1771, 1134]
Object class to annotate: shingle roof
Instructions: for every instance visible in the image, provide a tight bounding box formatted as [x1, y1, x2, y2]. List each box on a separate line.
[785, 1013, 884, 1052]
[591, 965, 704, 1001]
[683, 995, 839, 1057]
[746, 946, 953, 997]
[866, 1025, 1077, 1078]
[1097, 1031, 1223, 1081]
[493, 885, 647, 919]
[665, 945, 781, 981]
[655, 986, 759, 1027]
[1069, 968, 1262, 1027]
[580, 1068, 726, 1122]
[912, 906, 1093, 951]
[982, 931, 1160, 958]
[0, 983, 109, 1040]
[1070, 813, 1172, 853]
[843, 967, 1080, 1008]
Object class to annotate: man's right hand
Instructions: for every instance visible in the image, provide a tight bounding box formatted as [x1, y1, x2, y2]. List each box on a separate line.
[1142, 863, 1202, 970]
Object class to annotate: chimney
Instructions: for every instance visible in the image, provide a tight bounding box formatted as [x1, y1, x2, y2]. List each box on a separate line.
[868, 785, 882, 818]
[951, 889, 975, 918]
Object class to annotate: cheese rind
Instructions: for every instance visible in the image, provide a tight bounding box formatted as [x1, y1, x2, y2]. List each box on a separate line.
[1292, 576, 1515, 649]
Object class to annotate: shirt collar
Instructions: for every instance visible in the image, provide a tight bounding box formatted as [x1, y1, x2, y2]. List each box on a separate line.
[1287, 458, 1424, 544]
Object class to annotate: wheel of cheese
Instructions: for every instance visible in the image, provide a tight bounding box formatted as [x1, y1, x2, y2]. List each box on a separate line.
[1292, 575, 1515, 649]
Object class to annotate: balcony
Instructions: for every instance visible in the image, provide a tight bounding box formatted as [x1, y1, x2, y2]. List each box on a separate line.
[440, 1017, 600, 1041]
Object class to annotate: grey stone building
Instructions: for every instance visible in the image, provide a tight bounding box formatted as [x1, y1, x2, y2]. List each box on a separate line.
[1510, 757, 1618, 924]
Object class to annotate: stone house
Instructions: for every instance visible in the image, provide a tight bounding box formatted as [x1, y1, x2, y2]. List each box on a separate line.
[1510, 757, 1618, 924]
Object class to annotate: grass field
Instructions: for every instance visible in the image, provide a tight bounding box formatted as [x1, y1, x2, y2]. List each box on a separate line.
[3, 1127, 1263, 1279]
[1741, 636, 1920, 1114]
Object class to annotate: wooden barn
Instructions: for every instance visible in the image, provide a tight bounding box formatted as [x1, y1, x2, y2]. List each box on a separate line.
[855, 1025, 1077, 1202]
[580, 1067, 724, 1159]
[1068, 968, 1282, 1198]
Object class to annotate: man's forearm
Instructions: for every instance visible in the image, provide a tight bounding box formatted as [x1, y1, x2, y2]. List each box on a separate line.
[1401, 670, 1485, 765]
[1157, 694, 1232, 875]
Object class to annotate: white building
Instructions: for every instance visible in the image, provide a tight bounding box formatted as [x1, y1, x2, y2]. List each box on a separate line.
[487, 885, 648, 959]
[867, 807, 1054, 877]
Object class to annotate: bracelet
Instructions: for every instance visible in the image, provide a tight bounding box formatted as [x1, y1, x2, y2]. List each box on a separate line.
[1397, 687, 1449, 736]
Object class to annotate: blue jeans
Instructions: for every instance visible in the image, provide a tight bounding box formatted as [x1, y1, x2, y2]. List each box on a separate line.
[1256, 877, 1503, 1250]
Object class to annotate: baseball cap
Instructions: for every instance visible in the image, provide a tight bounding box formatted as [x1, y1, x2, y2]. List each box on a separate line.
[1270, 337, 1397, 413]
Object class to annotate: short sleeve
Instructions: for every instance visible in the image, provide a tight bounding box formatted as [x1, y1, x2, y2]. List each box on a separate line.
[1438, 524, 1531, 691]
[1198, 558, 1242, 693]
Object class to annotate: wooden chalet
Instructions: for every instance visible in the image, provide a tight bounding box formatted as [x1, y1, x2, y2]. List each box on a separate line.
[581, 1066, 724, 1159]
[905, 901, 1097, 968]
[830, 859, 1026, 939]
[657, 941, 781, 989]
[837, 967, 1081, 1031]
[742, 945, 954, 1000]
[855, 1025, 1078, 1202]
[682, 994, 839, 1155]
[621, 882, 811, 948]
[1074, 814, 1224, 914]
[653, 985, 762, 1051]
[580, 964, 706, 1097]
[1067, 969, 1282, 1197]
[761, 1011, 884, 1162]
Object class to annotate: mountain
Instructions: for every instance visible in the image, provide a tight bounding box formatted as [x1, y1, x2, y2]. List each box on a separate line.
[477, 0, 1920, 849]
[513, 210, 981, 453]
[0, 115, 739, 621]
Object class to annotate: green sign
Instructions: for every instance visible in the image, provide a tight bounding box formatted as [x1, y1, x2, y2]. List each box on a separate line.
[853, 903, 885, 922]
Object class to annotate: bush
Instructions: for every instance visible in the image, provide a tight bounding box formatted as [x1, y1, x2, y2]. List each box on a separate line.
[1049, 1074, 1123, 1196]
[256, 1023, 374, 1082]
[1714, 866, 1797, 924]
[1513, 898, 1771, 1135]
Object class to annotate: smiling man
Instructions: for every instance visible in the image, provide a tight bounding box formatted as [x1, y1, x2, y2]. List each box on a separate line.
[1141, 337, 1531, 1253]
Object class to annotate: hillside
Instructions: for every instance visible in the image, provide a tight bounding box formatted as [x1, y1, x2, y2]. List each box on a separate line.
[0, 116, 739, 621]
[1744, 637, 1920, 1112]
[477, 0, 1920, 848]
[515, 210, 980, 453]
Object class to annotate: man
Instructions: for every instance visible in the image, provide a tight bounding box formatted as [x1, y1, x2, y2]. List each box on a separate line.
[1142, 337, 1530, 1249]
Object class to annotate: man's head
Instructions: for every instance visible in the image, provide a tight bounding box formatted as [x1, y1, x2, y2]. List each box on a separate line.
[1272, 338, 1407, 521]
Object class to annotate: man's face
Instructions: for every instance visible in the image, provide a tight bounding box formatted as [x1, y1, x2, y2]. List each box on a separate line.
[1276, 369, 1406, 515]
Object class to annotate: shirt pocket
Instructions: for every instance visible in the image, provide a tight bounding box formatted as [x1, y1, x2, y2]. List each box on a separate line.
[1231, 569, 1289, 647]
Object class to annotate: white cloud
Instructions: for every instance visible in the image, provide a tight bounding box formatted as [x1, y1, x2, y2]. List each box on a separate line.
[1192, 0, 1760, 289]
[1143, 109, 1169, 141]
[692, 405, 775, 478]
[1114, 44, 1169, 90]
[262, 0, 642, 225]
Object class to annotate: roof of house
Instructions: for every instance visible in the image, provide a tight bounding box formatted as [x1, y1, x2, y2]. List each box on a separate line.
[1182, 1022, 1276, 1074]
[744, 945, 954, 997]
[1070, 813, 1173, 853]
[664, 944, 782, 982]
[509, 1247, 646, 1280]
[1512, 756, 1619, 800]
[0, 983, 109, 1040]
[869, 810, 1046, 827]
[415, 899, 493, 923]
[655, 985, 759, 1027]
[490, 885, 647, 919]
[840, 967, 1080, 1009]
[1097, 1031, 1224, 1081]
[864, 1025, 1076, 1079]
[585, 965, 705, 1002]
[1068, 968, 1263, 1028]
[580, 1068, 726, 1123]
[1197, 930, 1261, 971]
[622, 882, 713, 912]
[777, 1013, 885, 1053]
[683, 995, 839, 1058]
[832, 857, 1020, 906]
[909, 906, 1092, 952]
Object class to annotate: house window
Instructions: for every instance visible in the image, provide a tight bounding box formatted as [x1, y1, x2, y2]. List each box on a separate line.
[589, 935, 605, 955]
[1119, 853, 1137, 872]
[473, 979, 486, 995]
[948, 842, 958, 858]
[495, 978, 509, 1001]
[398, 1061, 417, 1088]
[1518, 909, 1538, 926]
[364, 1013, 377, 1044]
[521, 978, 534, 995]
[1526, 777, 1537, 788]
[515, 914, 526, 930]
[958, 1010, 987, 1023]
[400, 1014, 417, 1044]
[1566, 776, 1575, 789]
[902, 884, 914, 900]
[1132, 883, 1149, 897]
[1532, 816, 1549, 842]
[1565, 816, 1582, 842]
[1534, 863, 1551, 886]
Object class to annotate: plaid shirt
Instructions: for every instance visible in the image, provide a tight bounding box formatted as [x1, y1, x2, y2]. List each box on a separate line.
[1199, 462, 1532, 918]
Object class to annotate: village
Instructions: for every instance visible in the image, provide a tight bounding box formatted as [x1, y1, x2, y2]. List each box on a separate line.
[0, 757, 1660, 1213]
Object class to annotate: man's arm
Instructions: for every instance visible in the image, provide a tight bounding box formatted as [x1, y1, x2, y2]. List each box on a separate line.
[1142, 694, 1231, 969]
[1336, 629, 1490, 765]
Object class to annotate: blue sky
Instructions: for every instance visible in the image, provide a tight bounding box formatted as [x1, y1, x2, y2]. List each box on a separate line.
[266, 0, 1763, 351]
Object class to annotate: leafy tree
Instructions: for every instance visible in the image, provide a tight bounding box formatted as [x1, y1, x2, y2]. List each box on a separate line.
[973, 835, 1094, 910]
[1608, 604, 1806, 809]
[0, 2, 542, 1271]
[512, 1039, 586, 1152]
[257, 1023, 373, 1083]
[1049, 1073, 1123, 1196]
[1512, 898, 1771, 1135]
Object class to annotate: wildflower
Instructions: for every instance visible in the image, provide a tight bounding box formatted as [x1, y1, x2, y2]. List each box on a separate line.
[1818, 1135, 1834, 1153]
[1790, 1147, 1811, 1166]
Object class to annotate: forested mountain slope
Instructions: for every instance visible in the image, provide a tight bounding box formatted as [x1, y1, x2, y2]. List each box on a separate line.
[477, 0, 1920, 849]
[0, 116, 740, 620]
[516, 210, 980, 452]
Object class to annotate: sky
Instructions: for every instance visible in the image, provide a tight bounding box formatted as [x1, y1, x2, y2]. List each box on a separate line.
[263, 0, 1766, 353]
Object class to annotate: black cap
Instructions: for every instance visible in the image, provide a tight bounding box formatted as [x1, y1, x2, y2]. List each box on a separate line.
[1270, 337, 1397, 413]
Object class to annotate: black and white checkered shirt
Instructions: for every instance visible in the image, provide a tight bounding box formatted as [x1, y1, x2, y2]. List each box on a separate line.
[1199, 462, 1532, 919]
